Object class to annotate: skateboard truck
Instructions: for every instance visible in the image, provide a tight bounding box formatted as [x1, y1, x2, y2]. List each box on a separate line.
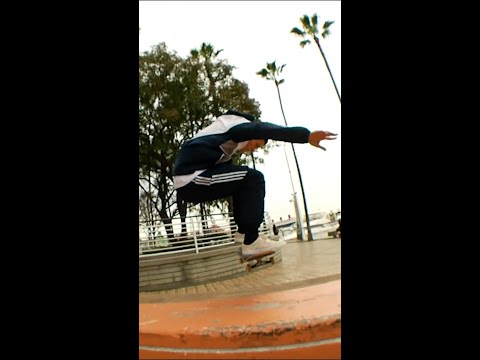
[239, 249, 276, 272]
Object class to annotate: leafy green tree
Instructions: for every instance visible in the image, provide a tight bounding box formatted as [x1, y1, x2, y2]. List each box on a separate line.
[139, 42, 269, 238]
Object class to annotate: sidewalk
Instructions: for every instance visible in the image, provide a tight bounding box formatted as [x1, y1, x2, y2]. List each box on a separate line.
[140, 237, 341, 303]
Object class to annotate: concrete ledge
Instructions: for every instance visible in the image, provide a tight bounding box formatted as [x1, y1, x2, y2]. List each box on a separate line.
[139, 280, 341, 359]
[140, 245, 241, 267]
[140, 245, 282, 292]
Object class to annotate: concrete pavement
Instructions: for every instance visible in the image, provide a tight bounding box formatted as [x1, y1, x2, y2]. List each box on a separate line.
[139, 237, 341, 303]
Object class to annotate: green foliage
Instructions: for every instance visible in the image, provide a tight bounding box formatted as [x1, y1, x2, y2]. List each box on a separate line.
[322, 21, 335, 38]
[257, 61, 287, 85]
[256, 68, 270, 78]
[291, 13, 341, 102]
[267, 61, 277, 72]
[300, 15, 311, 30]
[293, 14, 335, 43]
[300, 40, 310, 48]
[323, 20, 335, 29]
[139, 42, 265, 226]
[290, 27, 305, 37]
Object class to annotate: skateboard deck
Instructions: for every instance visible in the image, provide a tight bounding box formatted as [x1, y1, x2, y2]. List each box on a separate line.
[239, 249, 276, 272]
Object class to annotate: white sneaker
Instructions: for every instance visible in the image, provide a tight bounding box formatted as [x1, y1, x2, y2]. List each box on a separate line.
[241, 234, 286, 257]
[234, 232, 244, 243]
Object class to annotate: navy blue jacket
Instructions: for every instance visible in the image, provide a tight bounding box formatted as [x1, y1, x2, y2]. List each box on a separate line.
[173, 114, 310, 176]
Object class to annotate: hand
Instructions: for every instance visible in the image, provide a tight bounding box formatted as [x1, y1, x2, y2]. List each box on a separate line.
[308, 131, 338, 150]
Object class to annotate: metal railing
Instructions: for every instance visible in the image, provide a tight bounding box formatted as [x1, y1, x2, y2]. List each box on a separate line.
[139, 212, 271, 258]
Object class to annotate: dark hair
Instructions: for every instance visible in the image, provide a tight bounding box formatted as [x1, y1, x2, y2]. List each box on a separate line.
[225, 109, 258, 122]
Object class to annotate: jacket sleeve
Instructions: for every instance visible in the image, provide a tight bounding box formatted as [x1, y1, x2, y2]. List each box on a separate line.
[227, 122, 310, 144]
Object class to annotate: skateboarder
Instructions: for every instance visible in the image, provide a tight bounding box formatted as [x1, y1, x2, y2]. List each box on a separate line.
[173, 109, 338, 257]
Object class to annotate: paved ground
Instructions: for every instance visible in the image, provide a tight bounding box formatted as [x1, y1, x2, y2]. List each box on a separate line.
[139, 237, 341, 303]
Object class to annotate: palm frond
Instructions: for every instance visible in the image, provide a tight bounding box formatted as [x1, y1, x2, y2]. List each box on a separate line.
[267, 61, 276, 73]
[322, 21, 334, 39]
[299, 40, 311, 48]
[277, 79, 285, 85]
[300, 15, 311, 30]
[312, 13, 318, 27]
[256, 68, 269, 77]
[200, 43, 214, 57]
[323, 20, 335, 30]
[290, 27, 305, 37]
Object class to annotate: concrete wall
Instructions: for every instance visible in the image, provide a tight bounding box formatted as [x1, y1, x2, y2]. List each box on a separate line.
[140, 245, 282, 292]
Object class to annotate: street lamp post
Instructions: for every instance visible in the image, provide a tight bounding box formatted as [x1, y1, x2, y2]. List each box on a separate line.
[290, 192, 304, 241]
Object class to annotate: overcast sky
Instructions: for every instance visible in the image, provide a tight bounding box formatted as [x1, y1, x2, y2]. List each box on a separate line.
[139, 1, 341, 222]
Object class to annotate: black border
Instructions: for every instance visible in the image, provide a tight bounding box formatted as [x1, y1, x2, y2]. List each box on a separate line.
[340, 2, 451, 357]
[15, 3, 140, 358]
[13, 1, 464, 358]
[341, 2, 418, 357]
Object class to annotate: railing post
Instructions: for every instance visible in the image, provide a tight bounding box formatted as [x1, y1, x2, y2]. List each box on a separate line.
[190, 217, 199, 254]
[229, 214, 235, 241]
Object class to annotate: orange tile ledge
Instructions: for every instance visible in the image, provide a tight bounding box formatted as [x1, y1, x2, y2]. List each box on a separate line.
[139, 280, 341, 359]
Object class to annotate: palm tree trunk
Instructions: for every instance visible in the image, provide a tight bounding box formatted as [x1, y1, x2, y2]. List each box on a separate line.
[275, 84, 314, 241]
[283, 145, 303, 240]
[314, 36, 341, 103]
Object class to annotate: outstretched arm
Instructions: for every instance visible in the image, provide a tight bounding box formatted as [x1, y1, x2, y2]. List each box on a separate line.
[229, 122, 310, 143]
[229, 122, 337, 149]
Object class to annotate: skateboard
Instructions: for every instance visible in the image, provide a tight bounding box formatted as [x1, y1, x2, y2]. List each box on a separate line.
[328, 230, 339, 238]
[239, 249, 276, 272]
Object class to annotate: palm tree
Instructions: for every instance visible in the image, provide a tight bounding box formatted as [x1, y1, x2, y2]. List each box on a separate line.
[257, 61, 314, 241]
[191, 43, 224, 117]
[291, 13, 340, 102]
